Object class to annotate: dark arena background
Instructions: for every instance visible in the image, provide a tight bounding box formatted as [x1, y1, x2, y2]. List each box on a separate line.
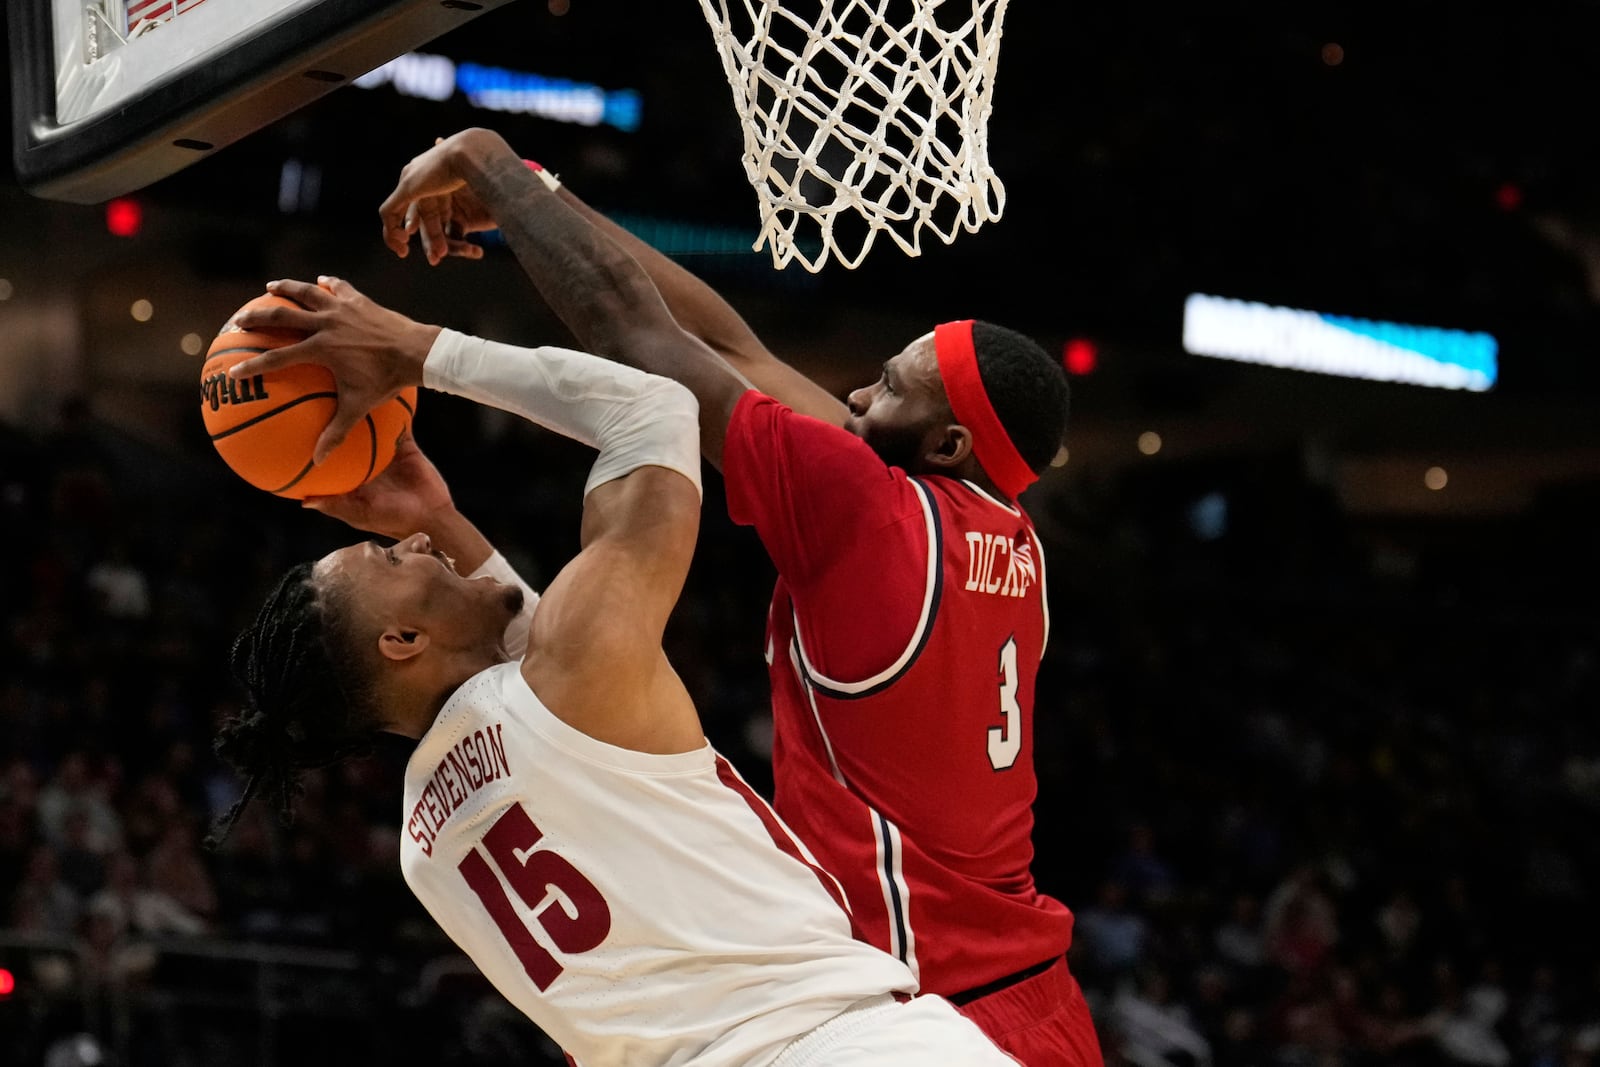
[3, 3, 1600, 1065]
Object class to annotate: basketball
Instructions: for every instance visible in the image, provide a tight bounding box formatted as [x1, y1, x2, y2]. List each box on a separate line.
[199, 293, 418, 499]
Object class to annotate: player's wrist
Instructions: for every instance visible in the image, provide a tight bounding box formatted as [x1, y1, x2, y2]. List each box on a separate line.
[366, 499, 458, 543]
[522, 158, 563, 193]
[452, 130, 522, 194]
[395, 322, 444, 387]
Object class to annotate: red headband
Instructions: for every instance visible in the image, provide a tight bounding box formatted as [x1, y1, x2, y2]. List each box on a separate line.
[934, 320, 1038, 499]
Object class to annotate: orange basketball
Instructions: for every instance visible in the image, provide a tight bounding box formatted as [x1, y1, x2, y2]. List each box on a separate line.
[200, 293, 418, 499]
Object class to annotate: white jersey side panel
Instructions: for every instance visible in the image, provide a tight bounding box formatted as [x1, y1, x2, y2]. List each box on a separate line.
[399, 663, 915, 1067]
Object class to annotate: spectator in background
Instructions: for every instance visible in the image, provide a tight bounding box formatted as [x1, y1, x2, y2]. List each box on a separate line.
[1110, 823, 1176, 905]
[1518, 964, 1566, 1060]
[1213, 892, 1267, 973]
[1377, 886, 1423, 961]
[84, 540, 151, 621]
[36, 752, 121, 850]
[1074, 880, 1148, 980]
[54, 806, 109, 899]
[78, 893, 160, 989]
[88, 850, 208, 939]
[0, 757, 42, 900]
[119, 772, 185, 857]
[1110, 967, 1213, 1067]
[143, 821, 217, 924]
[11, 843, 79, 934]
[1433, 960, 1512, 1067]
[1263, 864, 1339, 975]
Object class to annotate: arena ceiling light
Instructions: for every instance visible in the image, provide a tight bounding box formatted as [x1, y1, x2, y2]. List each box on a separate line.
[1182, 293, 1498, 392]
[353, 51, 642, 131]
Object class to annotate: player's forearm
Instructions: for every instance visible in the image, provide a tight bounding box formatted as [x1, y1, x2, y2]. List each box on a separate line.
[456, 140, 682, 371]
[422, 330, 704, 502]
[453, 137, 748, 460]
[557, 190, 849, 427]
[557, 191, 764, 364]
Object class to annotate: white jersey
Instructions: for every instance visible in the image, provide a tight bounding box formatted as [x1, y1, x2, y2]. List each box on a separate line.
[399, 662, 917, 1067]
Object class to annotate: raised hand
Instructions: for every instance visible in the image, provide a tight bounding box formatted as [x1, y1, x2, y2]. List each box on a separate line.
[225, 276, 440, 464]
[379, 129, 522, 265]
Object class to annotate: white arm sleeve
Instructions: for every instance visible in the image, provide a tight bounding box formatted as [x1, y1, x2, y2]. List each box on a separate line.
[423, 329, 702, 499]
[467, 550, 539, 657]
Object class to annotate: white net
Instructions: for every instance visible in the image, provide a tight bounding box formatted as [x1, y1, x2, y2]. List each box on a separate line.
[698, 0, 1010, 271]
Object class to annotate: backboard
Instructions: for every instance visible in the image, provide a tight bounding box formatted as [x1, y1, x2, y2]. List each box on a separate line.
[9, 0, 519, 203]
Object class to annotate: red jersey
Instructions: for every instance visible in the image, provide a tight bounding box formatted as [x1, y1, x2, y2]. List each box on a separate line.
[723, 391, 1074, 996]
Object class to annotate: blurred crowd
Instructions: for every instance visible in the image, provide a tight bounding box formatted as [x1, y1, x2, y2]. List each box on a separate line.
[1, 394, 1596, 1066]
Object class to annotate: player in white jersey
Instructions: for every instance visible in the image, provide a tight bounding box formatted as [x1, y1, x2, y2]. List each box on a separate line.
[210, 277, 1016, 1067]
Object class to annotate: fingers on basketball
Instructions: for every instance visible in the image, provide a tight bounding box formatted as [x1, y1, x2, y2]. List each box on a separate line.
[262, 277, 332, 307]
[311, 400, 367, 466]
[227, 340, 310, 380]
[232, 304, 316, 340]
[204, 293, 419, 499]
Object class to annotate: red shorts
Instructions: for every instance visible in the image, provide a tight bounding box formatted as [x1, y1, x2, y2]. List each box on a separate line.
[953, 958, 1104, 1067]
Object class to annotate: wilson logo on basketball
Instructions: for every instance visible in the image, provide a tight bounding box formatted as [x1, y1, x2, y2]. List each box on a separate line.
[200, 372, 271, 412]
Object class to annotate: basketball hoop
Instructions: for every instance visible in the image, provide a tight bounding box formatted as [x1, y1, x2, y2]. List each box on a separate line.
[81, 0, 209, 63]
[15, 0, 513, 203]
[698, 0, 1011, 271]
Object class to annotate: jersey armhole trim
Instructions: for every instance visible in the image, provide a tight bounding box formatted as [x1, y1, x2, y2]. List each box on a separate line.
[791, 478, 944, 700]
[1025, 524, 1050, 657]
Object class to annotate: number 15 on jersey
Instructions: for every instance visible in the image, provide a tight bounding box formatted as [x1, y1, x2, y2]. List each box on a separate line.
[459, 803, 613, 990]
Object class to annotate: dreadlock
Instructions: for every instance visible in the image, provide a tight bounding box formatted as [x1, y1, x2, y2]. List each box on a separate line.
[206, 561, 384, 849]
[970, 321, 1071, 473]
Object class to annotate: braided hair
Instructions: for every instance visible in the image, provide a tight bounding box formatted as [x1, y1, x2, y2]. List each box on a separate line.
[971, 321, 1070, 473]
[206, 561, 384, 849]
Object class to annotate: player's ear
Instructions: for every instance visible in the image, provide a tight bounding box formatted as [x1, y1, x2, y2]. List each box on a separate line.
[378, 625, 430, 662]
[925, 422, 973, 470]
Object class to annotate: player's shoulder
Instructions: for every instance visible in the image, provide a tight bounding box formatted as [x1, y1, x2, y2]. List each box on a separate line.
[923, 476, 1031, 525]
[735, 390, 871, 453]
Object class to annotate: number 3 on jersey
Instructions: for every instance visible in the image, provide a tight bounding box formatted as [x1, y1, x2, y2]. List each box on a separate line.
[987, 636, 1022, 770]
[459, 802, 612, 990]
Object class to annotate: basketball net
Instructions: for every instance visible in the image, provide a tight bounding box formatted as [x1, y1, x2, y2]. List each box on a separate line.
[698, 0, 1010, 271]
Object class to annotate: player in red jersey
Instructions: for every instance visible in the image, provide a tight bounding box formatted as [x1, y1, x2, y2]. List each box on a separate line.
[370, 128, 1104, 1067]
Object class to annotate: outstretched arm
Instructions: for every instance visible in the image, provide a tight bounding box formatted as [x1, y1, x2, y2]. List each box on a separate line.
[379, 129, 801, 465]
[232, 277, 706, 752]
[420, 328, 706, 754]
[555, 187, 849, 427]
[379, 129, 847, 428]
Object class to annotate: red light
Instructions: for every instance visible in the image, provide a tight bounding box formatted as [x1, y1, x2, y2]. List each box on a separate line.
[1495, 183, 1522, 212]
[0, 967, 15, 997]
[1063, 338, 1098, 376]
[105, 198, 143, 237]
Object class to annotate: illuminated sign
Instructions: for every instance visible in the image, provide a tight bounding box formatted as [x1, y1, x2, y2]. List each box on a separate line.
[353, 52, 641, 132]
[1183, 293, 1497, 392]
